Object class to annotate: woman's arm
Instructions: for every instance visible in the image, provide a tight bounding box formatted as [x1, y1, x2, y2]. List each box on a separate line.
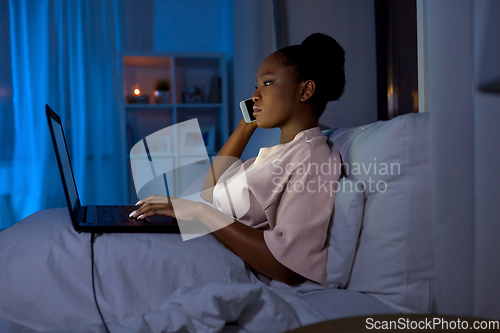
[200, 119, 258, 203]
[199, 203, 307, 286]
[131, 197, 306, 286]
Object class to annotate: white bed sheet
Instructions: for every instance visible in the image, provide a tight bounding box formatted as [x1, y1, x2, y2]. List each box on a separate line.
[0, 208, 324, 333]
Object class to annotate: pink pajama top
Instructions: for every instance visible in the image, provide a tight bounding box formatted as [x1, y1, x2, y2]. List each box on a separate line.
[212, 127, 342, 284]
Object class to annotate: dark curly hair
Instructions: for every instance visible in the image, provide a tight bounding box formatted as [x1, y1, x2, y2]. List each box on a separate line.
[274, 33, 346, 117]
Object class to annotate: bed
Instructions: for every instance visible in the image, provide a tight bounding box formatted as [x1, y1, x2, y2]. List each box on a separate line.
[0, 113, 433, 332]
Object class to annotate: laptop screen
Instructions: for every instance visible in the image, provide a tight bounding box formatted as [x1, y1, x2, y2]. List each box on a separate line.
[47, 107, 79, 218]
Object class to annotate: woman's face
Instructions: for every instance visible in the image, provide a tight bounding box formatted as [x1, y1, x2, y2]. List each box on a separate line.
[251, 54, 303, 129]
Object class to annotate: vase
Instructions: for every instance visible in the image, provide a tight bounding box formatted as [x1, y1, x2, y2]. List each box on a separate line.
[154, 90, 170, 104]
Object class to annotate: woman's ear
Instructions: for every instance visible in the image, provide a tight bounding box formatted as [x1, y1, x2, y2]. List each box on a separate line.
[300, 80, 316, 102]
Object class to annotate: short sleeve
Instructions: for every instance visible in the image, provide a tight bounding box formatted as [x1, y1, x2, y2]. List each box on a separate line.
[263, 148, 342, 284]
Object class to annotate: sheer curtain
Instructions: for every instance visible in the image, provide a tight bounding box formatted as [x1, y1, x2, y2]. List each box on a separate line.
[420, 0, 500, 320]
[0, 0, 125, 228]
[233, 0, 281, 160]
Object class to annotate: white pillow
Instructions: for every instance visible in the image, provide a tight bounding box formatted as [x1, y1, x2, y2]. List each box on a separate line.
[328, 113, 433, 313]
[324, 177, 364, 289]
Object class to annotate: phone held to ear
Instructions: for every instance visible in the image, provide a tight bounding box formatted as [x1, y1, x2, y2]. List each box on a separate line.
[239, 98, 256, 123]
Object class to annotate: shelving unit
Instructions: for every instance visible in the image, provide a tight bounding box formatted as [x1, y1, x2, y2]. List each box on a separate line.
[120, 52, 229, 203]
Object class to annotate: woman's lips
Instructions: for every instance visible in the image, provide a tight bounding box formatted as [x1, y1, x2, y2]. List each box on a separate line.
[253, 106, 262, 115]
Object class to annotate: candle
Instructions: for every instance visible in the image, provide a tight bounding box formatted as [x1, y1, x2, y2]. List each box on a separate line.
[133, 84, 141, 96]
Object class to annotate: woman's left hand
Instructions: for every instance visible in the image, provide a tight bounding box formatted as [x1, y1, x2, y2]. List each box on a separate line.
[130, 195, 205, 221]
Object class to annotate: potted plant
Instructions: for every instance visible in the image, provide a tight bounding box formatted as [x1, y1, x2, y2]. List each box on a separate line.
[154, 78, 170, 104]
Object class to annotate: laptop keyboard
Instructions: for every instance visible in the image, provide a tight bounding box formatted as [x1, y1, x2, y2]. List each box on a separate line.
[95, 206, 140, 226]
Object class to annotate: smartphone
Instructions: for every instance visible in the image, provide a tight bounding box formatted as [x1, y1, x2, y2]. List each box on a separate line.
[239, 98, 256, 123]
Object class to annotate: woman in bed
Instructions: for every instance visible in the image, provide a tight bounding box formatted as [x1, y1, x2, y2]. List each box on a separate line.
[131, 33, 345, 287]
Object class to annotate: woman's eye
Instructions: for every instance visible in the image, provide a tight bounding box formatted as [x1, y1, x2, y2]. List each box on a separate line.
[255, 81, 272, 89]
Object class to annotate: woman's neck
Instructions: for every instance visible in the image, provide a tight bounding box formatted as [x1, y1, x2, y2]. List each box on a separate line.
[279, 119, 319, 144]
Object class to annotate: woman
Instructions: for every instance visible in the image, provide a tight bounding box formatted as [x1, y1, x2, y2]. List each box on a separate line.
[130, 33, 345, 287]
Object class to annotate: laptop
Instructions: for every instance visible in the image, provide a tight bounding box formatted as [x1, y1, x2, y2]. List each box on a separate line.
[46, 104, 180, 233]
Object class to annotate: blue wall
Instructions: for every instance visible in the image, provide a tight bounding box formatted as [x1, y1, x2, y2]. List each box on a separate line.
[153, 0, 234, 55]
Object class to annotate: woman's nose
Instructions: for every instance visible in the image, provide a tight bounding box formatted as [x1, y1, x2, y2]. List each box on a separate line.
[252, 91, 260, 102]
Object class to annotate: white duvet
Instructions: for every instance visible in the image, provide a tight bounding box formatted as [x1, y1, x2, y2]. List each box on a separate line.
[0, 208, 324, 332]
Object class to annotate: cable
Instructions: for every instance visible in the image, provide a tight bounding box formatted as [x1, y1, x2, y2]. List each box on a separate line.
[91, 233, 111, 333]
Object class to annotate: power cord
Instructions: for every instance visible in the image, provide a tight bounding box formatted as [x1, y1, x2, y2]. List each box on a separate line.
[91, 233, 111, 333]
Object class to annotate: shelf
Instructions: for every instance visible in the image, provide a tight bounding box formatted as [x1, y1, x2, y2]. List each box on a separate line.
[177, 103, 223, 108]
[123, 56, 172, 67]
[129, 152, 218, 159]
[126, 104, 174, 109]
[121, 52, 229, 203]
[125, 103, 223, 109]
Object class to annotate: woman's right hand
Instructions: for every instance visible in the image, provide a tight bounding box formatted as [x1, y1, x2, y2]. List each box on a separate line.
[240, 118, 258, 131]
[132, 195, 206, 222]
[201, 118, 258, 203]
[221, 118, 258, 157]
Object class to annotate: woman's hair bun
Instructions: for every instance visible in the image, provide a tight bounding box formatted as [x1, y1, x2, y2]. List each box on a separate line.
[274, 32, 346, 116]
[300, 33, 346, 103]
[301, 33, 337, 52]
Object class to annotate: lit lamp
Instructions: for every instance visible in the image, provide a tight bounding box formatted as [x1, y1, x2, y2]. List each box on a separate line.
[127, 83, 149, 104]
[133, 84, 141, 96]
